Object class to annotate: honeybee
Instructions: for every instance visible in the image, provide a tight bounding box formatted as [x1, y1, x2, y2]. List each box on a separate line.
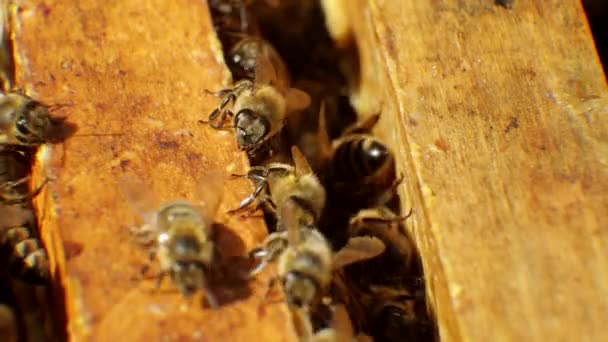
[0, 204, 49, 284]
[316, 108, 397, 208]
[229, 146, 325, 230]
[342, 177, 420, 288]
[292, 303, 373, 342]
[122, 171, 225, 307]
[366, 285, 436, 342]
[208, 0, 279, 34]
[202, 42, 310, 153]
[227, 36, 289, 84]
[0, 91, 52, 147]
[249, 198, 385, 309]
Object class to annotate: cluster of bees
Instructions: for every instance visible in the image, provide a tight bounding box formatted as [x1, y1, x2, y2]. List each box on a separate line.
[189, 1, 433, 341]
[0, 5, 60, 340]
[0, 0, 436, 341]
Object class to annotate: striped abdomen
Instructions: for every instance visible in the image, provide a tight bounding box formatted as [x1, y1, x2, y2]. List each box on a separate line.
[2, 224, 49, 284]
[330, 136, 395, 189]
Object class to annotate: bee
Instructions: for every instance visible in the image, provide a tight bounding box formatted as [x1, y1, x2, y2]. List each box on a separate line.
[342, 176, 420, 288]
[0, 91, 52, 147]
[0, 204, 49, 284]
[366, 285, 436, 342]
[316, 108, 397, 208]
[249, 198, 385, 309]
[202, 42, 310, 153]
[208, 0, 279, 34]
[122, 171, 225, 307]
[229, 146, 325, 231]
[227, 36, 289, 85]
[347, 205, 415, 283]
[292, 303, 373, 342]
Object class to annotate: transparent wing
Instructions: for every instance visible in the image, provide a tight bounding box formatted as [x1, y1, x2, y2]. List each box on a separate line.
[291, 145, 313, 177]
[119, 173, 158, 225]
[281, 198, 301, 246]
[285, 87, 311, 113]
[332, 236, 386, 270]
[194, 170, 225, 219]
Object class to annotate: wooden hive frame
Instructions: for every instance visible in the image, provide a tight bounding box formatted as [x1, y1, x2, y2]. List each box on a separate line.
[5, 0, 608, 341]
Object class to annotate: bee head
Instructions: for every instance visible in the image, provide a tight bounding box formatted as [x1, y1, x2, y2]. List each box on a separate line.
[15, 101, 51, 145]
[234, 108, 270, 150]
[283, 271, 319, 308]
[172, 261, 206, 297]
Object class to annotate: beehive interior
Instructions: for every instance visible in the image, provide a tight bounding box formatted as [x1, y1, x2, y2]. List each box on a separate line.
[0, 0, 442, 340]
[209, 1, 438, 340]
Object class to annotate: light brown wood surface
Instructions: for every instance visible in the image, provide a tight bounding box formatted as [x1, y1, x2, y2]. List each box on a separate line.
[10, 0, 297, 341]
[330, 0, 608, 341]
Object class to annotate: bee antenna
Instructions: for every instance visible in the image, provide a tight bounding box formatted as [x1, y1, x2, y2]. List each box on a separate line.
[48, 101, 74, 112]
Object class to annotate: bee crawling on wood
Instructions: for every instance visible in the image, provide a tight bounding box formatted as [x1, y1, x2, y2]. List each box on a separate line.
[122, 171, 226, 308]
[248, 198, 386, 309]
[228, 146, 325, 231]
[0, 91, 53, 147]
[201, 39, 310, 153]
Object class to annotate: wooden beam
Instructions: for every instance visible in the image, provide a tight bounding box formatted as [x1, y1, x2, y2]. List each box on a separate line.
[335, 0, 608, 340]
[13, 0, 296, 340]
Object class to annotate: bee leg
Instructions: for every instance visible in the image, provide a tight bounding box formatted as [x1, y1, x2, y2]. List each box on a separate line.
[372, 173, 406, 207]
[139, 248, 157, 276]
[262, 276, 282, 304]
[203, 288, 220, 309]
[211, 109, 234, 130]
[227, 181, 268, 215]
[248, 248, 271, 277]
[154, 270, 168, 289]
[0, 176, 48, 205]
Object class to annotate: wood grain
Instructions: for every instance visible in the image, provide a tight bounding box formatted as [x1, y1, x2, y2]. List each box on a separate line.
[333, 0, 608, 341]
[11, 0, 297, 341]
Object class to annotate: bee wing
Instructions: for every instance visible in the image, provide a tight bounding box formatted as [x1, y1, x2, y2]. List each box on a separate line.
[119, 174, 158, 224]
[194, 170, 225, 219]
[342, 112, 381, 136]
[291, 145, 313, 177]
[332, 236, 386, 270]
[285, 87, 311, 113]
[281, 198, 301, 246]
[254, 45, 279, 87]
[316, 100, 333, 160]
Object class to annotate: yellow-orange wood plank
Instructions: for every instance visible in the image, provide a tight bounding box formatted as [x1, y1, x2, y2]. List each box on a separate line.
[331, 0, 608, 341]
[12, 0, 297, 340]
